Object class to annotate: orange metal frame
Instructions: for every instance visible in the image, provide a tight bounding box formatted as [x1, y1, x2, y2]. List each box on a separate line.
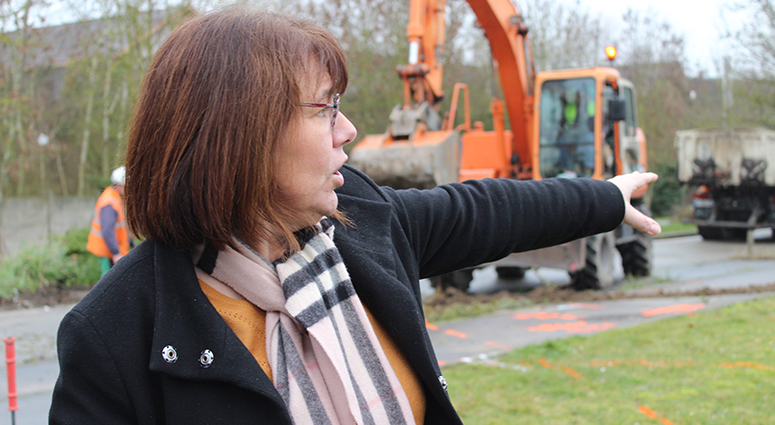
[370, 0, 649, 197]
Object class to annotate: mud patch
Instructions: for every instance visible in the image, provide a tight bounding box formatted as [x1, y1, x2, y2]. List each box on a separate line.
[424, 282, 775, 308]
[0, 286, 91, 310]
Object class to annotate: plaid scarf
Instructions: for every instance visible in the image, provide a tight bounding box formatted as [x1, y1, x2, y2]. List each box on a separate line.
[195, 218, 415, 425]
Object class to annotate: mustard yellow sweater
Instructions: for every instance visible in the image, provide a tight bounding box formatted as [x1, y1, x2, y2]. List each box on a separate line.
[200, 280, 426, 424]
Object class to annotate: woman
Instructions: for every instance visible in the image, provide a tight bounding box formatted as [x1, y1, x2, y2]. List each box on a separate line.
[49, 6, 660, 425]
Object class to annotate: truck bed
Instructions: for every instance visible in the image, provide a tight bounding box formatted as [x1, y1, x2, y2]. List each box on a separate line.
[675, 128, 775, 187]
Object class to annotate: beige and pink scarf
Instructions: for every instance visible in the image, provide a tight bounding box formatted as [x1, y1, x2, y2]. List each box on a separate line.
[195, 218, 415, 425]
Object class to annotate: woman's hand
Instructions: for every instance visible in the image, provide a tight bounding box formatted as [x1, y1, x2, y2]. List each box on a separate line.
[607, 172, 662, 236]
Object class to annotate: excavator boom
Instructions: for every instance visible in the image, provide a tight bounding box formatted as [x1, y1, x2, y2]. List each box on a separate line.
[349, 0, 536, 187]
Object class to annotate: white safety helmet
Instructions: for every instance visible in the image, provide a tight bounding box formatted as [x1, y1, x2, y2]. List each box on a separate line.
[111, 166, 126, 185]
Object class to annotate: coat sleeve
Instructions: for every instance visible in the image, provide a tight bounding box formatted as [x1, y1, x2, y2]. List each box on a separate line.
[382, 177, 625, 279]
[49, 310, 137, 425]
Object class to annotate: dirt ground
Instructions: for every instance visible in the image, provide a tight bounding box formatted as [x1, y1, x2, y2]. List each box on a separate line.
[424, 282, 775, 308]
[0, 286, 91, 310]
[5, 281, 775, 311]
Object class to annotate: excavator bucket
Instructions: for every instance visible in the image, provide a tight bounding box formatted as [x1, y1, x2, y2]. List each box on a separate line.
[349, 129, 461, 189]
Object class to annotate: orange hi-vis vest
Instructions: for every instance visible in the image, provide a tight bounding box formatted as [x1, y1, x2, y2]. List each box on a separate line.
[87, 186, 130, 258]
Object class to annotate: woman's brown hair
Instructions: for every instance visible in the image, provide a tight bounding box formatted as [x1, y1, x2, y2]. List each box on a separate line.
[125, 6, 348, 252]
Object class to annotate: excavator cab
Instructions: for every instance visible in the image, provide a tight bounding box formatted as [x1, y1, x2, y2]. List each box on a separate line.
[537, 78, 596, 179]
[349, 0, 653, 292]
[532, 69, 646, 183]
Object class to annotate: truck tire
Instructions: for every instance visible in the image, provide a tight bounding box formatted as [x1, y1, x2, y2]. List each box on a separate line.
[617, 202, 653, 277]
[570, 232, 616, 290]
[698, 226, 723, 240]
[495, 266, 526, 279]
[722, 228, 747, 241]
[432, 269, 474, 292]
[618, 231, 652, 277]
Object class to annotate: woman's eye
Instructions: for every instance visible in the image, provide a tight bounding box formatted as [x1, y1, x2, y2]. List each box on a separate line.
[316, 107, 329, 117]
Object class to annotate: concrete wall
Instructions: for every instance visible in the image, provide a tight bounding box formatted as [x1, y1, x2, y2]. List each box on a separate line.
[0, 196, 96, 257]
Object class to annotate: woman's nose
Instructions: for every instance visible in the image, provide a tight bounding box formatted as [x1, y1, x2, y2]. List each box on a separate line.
[334, 112, 357, 147]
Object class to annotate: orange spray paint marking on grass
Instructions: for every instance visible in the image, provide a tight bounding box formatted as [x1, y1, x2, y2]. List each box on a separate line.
[590, 360, 623, 367]
[639, 405, 657, 418]
[638, 405, 675, 425]
[425, 318, 438, 331]
[720, 362, 775, 371]
[484, 341, 512, 351]
[513, 312, 581, 320]
[444, 329, 468, 339]
[539, 358, 553, 369]
[563, 367, 582, 379]
[528, 321, 615, 334]
[643, 303, 705, 317]
[591, 359, 694, 368]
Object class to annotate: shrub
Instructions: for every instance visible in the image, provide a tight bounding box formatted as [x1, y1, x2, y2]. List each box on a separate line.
[56, 227, 101, 288]
[0, 241, 73, 300]
[649, 163, 687, 217]
[60, 226, 92, 255]
[0, 227, 100, 301]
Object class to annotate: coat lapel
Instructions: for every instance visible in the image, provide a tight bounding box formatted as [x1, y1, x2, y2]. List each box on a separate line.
[335, 192, 452, 413]
[147, 242, 286, 408]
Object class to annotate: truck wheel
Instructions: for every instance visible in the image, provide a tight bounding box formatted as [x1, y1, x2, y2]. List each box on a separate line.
[496, 266, 526, 279]
[722, 228, 747, 241]
[570, 232, 616, 290]
[618, 232, 652, 277]
[698, 226, 723, 240]
[432, 269, 474, 292]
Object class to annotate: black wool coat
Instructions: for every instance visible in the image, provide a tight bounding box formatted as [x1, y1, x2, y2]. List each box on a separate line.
[49, 165, 624, 425]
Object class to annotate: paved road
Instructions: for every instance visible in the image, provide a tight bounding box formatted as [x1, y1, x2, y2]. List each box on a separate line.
[425, 228, 775, 364]
[1, 230, 774, 424]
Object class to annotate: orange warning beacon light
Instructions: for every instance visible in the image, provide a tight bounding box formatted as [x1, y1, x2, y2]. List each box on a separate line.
[605, 45, 617, 62]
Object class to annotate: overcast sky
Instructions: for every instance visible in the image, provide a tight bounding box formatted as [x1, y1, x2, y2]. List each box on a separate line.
[27, 0, 749, 77]
[574, 0, 743, 77]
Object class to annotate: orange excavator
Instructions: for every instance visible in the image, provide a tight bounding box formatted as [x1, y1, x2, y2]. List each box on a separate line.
[349, 0, 652, 290]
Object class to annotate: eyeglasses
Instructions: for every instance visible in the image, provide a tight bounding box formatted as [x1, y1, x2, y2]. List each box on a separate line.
[300, 93, 340, 129]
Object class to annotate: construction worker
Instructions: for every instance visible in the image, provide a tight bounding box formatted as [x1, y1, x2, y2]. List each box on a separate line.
[86, 166, 130, 276]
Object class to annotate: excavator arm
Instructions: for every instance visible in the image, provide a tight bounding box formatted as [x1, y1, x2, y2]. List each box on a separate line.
[466, 0, 535, 169]
[395, 0, 534, 144]
[350, 0, 537, 186]
[401, 0, 446, 108]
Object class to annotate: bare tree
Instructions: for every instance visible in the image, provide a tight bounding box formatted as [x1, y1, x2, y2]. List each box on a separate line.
[613, 8, 688, 167]
[523, 0, 608, 71]
[0, 0, 42, 199]
[727, 0, 775, 76]
[724, 0, 775, 128]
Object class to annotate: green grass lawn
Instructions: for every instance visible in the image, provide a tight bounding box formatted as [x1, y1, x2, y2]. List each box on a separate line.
[656, 217, 697, 234]
[443, 295, 775, 424]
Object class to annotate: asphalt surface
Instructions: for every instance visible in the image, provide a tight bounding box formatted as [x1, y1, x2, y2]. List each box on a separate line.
[1, 230, 774, 424]
[426, 292, 773, 366]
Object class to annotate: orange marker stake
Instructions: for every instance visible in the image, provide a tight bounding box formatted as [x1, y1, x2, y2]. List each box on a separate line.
[5, 337, 18, 425]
